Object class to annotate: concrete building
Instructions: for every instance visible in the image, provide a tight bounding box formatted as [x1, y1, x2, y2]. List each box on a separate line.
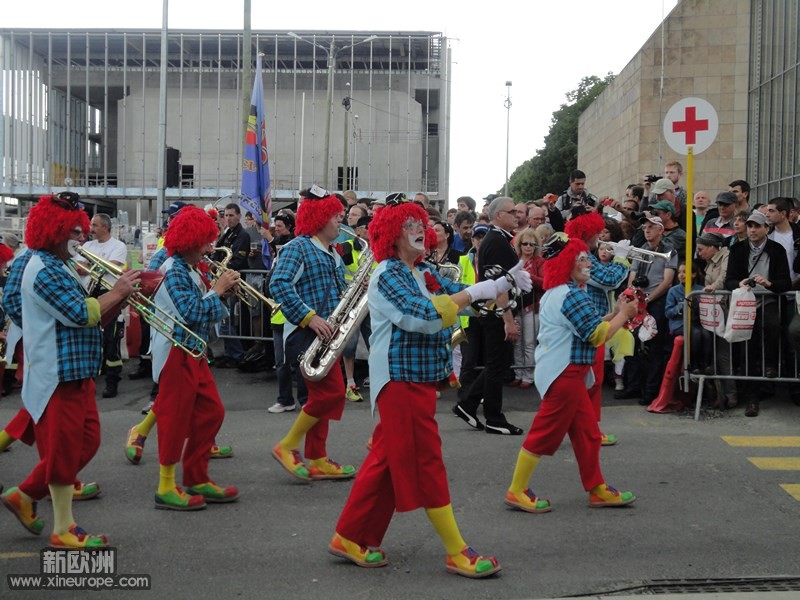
[577, 0, 798, 204]
[0, 29, 452, 225]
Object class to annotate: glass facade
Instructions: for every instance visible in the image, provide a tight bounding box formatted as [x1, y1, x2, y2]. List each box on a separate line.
[748, 0, 800, 201]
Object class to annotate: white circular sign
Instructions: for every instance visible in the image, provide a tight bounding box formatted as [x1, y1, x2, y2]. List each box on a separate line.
[663, 97, 719, 155]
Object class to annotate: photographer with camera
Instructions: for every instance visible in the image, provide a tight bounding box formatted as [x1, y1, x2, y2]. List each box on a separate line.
[615, 215, 678, 405]
[554, 170, 598, 218]
[642, 162, 687, 213]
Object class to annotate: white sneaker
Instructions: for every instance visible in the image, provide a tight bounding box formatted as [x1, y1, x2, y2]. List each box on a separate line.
[268, 402, 296, 414]
[362, 377, 370, 388]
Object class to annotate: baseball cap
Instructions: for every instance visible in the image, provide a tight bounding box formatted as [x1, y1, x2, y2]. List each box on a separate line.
[483, 193, 499, 202]
[746, 211, 768, 226]
[162, 201, 188, 216]
[356, 216, 371, 229]
[651, 178, 676, 196]
[696, 231, 725, 247]
[716, 191, 737, 205]
[640, 214, 665, 228]
[650, 200, 677, 215]
[2, 233, 20, 249]
[472, 224, 490, 237]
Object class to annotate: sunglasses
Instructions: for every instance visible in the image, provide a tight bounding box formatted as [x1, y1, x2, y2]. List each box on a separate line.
[53, 192, 84, 211]
[385, 193, 409, 207]
[520, 242, 536, 247]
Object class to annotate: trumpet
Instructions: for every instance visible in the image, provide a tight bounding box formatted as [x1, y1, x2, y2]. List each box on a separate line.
[206, 247, 281, 317]
[73, 246, 208, 359]
[605, 242, 674, 264]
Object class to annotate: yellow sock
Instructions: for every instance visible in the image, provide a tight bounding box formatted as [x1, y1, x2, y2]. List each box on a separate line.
[0, 430, 13, 452]
[158, 464, 177, 495]
[279, 409, 319, 450]
[49, 484, 74, 536]
[136, 411, 157, 437]
[509, 449, 541, 494]
[425, 504, 466, 557]
[336, 534, 366, 556]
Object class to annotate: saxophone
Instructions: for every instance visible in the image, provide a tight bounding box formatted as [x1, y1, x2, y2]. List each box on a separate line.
[299, 233, 372, 382]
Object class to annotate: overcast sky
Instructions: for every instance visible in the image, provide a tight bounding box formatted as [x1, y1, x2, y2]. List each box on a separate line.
[5, 0, 678, 206]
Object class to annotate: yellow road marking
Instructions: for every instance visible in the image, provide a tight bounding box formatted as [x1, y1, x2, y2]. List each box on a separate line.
[780, 484, 800, 500]
[747, 457, 800, 470]
[722, 436, 800, 447]
[0, 552, 38, 559]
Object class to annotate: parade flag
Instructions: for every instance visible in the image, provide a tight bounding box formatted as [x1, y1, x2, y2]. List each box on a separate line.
[240, 54, 271, 226]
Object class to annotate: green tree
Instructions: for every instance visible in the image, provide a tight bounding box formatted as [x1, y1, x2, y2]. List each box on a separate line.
[504, 73, 615, 200]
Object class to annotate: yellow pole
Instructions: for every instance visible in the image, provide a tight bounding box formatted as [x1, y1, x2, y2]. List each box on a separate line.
[684, 146, 694, 374]
[685, 146, 694, 294]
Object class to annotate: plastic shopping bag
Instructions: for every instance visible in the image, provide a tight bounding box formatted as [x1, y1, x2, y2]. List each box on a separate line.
[723, 287, 756, 343]
[698, 293, 726, 337]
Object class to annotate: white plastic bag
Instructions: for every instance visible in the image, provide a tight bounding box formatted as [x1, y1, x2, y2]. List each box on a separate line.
[698, 294, 726, 337]
[723, 287, 756, 343]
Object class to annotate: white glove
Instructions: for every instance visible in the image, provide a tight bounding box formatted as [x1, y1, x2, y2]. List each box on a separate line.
[501, 261, 533, 293]
[464, 280, 498, 303]
[613, 239, 631, 259]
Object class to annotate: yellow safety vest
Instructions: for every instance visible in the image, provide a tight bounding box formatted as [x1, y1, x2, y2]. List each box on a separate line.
[458, 252, 477, 329]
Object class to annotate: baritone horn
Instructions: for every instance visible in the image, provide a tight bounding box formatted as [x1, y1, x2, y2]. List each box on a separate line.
[429, 260, 468, 348]
[74, 246, 208, 359]
[605, 242, 674, 264]
[206, 247, 281, 317]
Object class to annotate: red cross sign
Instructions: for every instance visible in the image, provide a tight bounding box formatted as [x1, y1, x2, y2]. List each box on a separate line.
[663, 97, 718, 155]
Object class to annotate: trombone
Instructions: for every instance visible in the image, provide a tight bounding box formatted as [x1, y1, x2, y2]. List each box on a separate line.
[604, 242, 674, 264]
[74, 246, 208, 359]
[206, 247, 281, 317]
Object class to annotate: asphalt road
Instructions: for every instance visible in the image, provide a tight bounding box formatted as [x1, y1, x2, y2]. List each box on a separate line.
[1, 355, 800, 599]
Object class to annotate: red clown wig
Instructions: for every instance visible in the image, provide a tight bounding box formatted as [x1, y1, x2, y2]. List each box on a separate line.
[295, 195, 345, 237]
[369, 202, 430, 263]
[564, 211, 605, 243]
[164, 205, 220, 256]
[25, 194, 90, 251]
[0, 243, 15, 266]
[543, 238, 589, 291]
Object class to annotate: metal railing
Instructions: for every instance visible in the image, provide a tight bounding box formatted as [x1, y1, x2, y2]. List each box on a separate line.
[682, 289, 799, 420]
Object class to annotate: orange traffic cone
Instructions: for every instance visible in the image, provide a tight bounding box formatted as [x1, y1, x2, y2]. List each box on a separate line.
[648, 335, 687, 413]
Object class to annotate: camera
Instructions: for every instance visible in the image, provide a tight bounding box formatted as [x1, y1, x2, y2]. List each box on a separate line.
[644, 174, 660, 184]
[632, 275, 650, 289]
[747, 277, 757, 287]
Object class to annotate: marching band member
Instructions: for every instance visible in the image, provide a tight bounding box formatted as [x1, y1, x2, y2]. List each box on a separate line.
[564, 212, 630, 445]
[125, 206, 232, 465]
[1, 239, 101, 505]
[5, 194, 139, 548]
[330, 198, 530, 578]
[504, 234, 637, 514]
[148, 206, 240, 510]
[269, 190, 354, 482]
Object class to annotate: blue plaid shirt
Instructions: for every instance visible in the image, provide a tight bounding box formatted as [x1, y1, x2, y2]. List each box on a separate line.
[561, 282, 604, 365]
[160, 255, 225, 352]
[586, 254, 628, 314]
[149, 247, 169, 271]
[2, 249, 33, 327]
[370, 259, 466, 392]
[25, 250, 102, 382]
[269, 236, 347, 329]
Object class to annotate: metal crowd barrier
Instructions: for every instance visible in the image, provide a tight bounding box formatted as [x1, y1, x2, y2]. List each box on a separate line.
[682, 289, 799, 420]
[216, 269, 275, 343]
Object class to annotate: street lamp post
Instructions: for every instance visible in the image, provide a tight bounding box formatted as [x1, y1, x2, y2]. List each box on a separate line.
[504, 81, 512, 197]
[288, 33, 377, 190]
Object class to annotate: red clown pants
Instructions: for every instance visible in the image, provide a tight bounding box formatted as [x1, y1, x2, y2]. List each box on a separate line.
[521, 364, 604, 491]
[335, 382, 450, 548]
[300, 358, 345, 460]
[20, 380, 100, 500]
[154, 347, 224, 486]
[587, 345, 605, 422]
